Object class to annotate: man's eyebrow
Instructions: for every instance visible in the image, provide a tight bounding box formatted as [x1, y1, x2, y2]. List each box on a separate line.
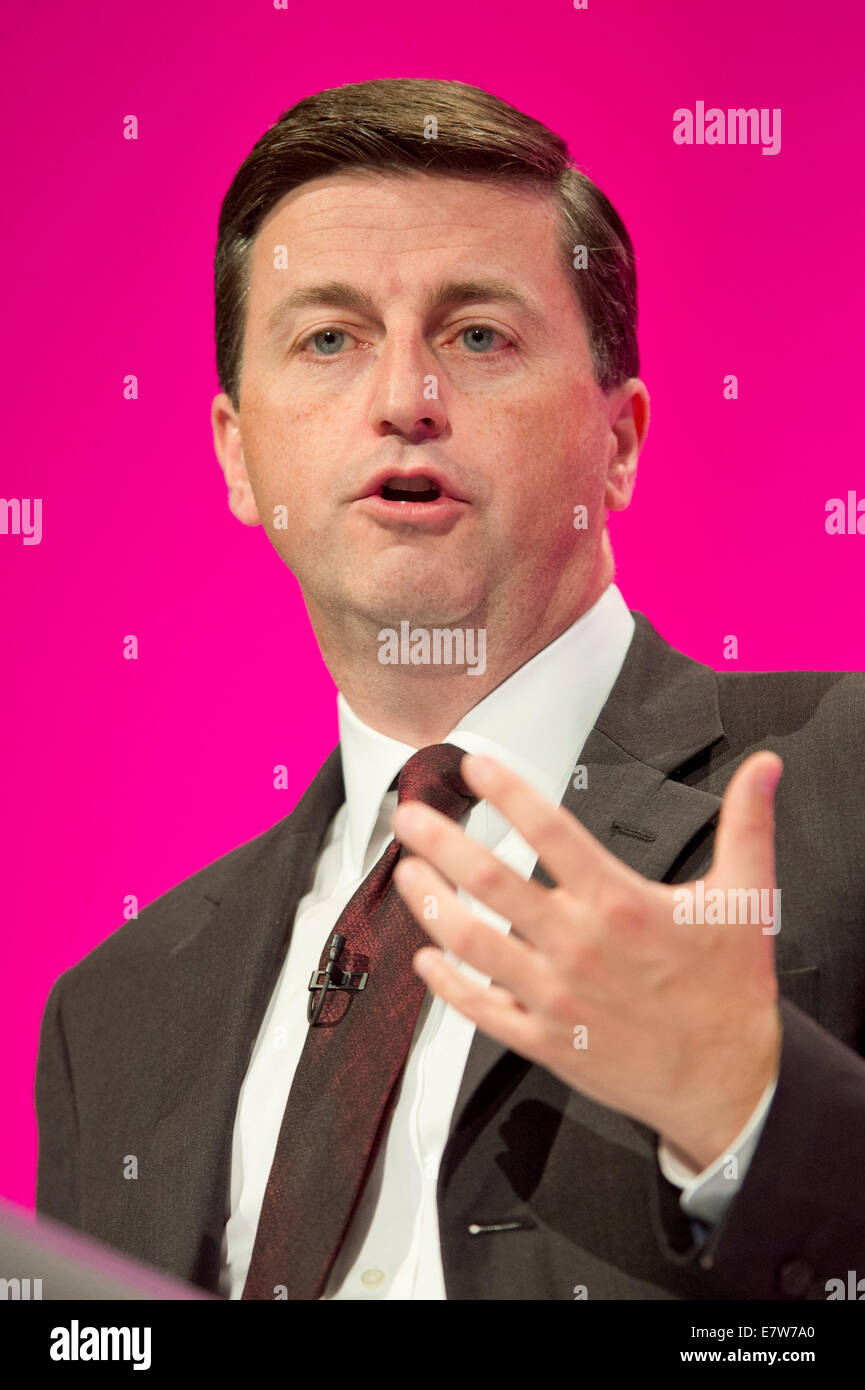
[428, 279, 545, 325]
[265, 282, 378, 333]
[264, 278, 545, 335]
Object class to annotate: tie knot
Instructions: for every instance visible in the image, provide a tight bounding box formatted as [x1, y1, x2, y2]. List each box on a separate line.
[396, 742, 475, 823]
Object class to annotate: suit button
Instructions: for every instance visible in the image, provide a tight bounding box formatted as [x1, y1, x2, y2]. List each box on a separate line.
[778, 1259, 813, 1297]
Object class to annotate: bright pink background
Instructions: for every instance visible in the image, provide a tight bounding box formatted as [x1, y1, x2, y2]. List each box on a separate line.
[2, 0, 863, 1208]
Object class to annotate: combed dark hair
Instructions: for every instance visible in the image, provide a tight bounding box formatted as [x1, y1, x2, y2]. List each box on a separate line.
[215, 78, 639, 409]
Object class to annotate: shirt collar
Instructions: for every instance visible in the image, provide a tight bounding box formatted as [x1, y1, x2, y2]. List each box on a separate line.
[336, 582, 635, 874]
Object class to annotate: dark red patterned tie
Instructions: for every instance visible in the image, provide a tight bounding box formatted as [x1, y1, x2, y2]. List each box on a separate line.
[241, 742, 475, 1300]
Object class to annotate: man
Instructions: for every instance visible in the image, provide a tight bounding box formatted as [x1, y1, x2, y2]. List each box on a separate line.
[36, 78, 865, 1300]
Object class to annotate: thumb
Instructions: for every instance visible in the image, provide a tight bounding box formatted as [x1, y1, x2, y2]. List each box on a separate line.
[711, 751, 783, 888]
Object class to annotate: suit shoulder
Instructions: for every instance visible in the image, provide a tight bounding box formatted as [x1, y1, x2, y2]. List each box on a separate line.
[58, 811, 298, 988]
[715, 666, 865, 747]
[50, 745, 343, 1001]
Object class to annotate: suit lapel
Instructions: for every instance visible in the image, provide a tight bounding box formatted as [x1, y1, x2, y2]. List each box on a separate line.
[147, 748, 345, 1283]
[447, 612, 727, 1140]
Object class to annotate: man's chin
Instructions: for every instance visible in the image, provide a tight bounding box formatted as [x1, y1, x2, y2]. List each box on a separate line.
[358, 599, 482, 631]
[349, 559, 486, 630]
[339, 582, 481, 632]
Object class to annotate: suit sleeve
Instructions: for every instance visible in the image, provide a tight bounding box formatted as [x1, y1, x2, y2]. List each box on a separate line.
[34, 973, 80, 1229]
[650, 998, 865, 1299]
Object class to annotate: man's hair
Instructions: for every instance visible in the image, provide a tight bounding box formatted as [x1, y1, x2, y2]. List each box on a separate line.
[214, 78, 639, 410]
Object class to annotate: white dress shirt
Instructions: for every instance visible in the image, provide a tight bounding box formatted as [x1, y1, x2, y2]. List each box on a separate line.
[218, 583, 776, 1298]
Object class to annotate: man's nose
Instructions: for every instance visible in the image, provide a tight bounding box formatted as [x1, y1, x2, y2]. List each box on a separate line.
[367, 331, 448, 442]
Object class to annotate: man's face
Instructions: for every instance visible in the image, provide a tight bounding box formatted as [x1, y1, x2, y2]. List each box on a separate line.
[213, 170, 644, 636]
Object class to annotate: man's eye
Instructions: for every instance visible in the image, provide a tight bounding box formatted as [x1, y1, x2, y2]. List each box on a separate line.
[460, 326, 508, 353]
[299, 325, 511, 356]
[304, 328, 349, 355]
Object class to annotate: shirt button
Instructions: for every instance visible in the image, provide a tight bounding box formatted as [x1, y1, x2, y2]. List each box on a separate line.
[360, 1268, 386, 1289]
[422, 1157, 438, 1179]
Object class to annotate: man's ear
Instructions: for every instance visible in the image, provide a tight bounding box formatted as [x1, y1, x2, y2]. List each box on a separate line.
[604, 378, 650, 512]
[211, 393, 262, 527]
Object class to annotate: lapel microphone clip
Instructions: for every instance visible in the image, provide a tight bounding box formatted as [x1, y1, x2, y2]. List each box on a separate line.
[307, 932, 369, 1027]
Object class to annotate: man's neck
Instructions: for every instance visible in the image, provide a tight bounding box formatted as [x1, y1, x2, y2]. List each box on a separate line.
[313, 572, 613, 748]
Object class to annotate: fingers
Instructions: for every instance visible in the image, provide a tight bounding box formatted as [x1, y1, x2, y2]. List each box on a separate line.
[410, 944, 542, 1059]
[711, 751, 782, 887]
[393, 798, 554, 945]
[458, 753, 620, 896]
[393, 855, 554, 1011]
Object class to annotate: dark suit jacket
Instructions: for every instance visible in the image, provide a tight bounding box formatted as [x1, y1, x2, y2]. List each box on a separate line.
[35, 612, 865, 1299]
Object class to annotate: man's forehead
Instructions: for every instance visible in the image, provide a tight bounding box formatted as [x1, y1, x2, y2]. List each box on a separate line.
[258, 167, 558, 233]
[248, 170, 566, 307]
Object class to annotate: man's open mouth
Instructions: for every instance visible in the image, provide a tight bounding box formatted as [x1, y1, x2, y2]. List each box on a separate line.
[380, 475, 441, 503]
